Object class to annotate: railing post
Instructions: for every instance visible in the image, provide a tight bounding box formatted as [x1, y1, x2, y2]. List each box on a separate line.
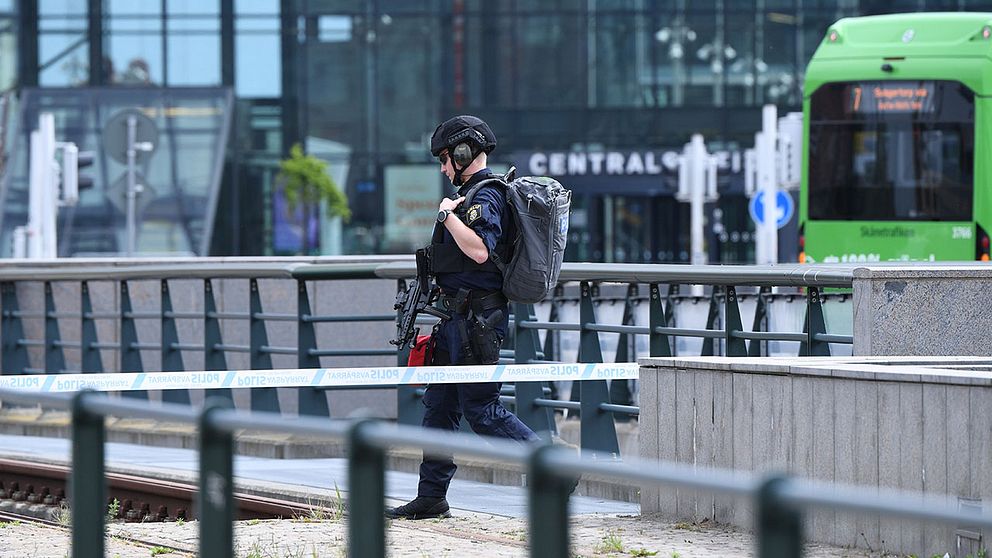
[609, 284, 637, 422]
[71, 391, 105, 558]
[161, 280, 190, 405]
[576, 282, 618, 455]
[1, 282, 30, 374]
[648, 283, 672, 357]
[541, 289, 563, 403]
[569, 281, 604, 413]
[348, 420, 385, 558]
[204, 279, 234, 404]
[249, 278, 280, 413]
[513, 302, 540, 365]
[724, 286, 747, 356]
[528, 445, 571, 558]
[297, 279, 330, 417]
[44, 281, 66, 374]
[513, 303, 554, 440]
[542, 287, 563, 362]
[199, 398, 234, 558]
[801, 286, 831, 357]
[756, 475, 803, 558]
[747, 286, 770, 357]
[120, 280, 147, 399]
[701, 287, 721, 356]
[80, 282, 103, 372]
[665, 284, 678, 355]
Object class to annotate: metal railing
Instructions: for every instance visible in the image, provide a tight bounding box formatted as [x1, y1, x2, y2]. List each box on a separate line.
[0, 387, 987, 558]
[0, 258, 856, 455]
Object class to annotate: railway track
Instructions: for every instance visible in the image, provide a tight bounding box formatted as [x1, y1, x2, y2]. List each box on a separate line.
[0, 457, 313, 523]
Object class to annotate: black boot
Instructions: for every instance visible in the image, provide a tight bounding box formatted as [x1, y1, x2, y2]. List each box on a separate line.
[385, 496, 451, 520]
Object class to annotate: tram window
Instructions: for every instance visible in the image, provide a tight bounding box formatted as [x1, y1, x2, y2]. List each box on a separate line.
[808, 81, 974, 221]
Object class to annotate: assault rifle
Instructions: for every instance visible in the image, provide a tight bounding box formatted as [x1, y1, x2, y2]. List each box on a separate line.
[390, 247, 449, 348]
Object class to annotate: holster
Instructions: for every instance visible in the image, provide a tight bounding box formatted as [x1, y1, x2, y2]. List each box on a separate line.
[467, 309, 504, 365]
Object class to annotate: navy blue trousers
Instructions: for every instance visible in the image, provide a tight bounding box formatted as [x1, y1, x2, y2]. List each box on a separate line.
[417, 348, 540, 498]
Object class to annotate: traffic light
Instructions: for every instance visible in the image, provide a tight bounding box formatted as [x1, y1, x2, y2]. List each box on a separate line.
[59, 144, 95, 205]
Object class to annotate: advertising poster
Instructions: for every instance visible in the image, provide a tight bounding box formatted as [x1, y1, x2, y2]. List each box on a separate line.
[383, 165, 441, 252]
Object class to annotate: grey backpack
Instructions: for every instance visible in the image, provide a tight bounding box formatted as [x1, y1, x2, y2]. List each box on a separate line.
[465, 168, 572, 304]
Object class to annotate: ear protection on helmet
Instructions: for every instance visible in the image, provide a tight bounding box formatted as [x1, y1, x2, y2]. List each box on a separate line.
[452, 142, 474, 167]
[445, 128, 487, 168]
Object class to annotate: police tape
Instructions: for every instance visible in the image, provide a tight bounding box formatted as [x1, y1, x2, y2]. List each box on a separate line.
[0, 362, 640, 393]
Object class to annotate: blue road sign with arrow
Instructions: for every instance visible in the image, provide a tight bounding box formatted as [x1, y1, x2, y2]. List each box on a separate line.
[749, 191, 794, 229]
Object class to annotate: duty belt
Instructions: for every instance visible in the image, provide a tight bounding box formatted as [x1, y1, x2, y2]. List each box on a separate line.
[439, 290, 507, 315]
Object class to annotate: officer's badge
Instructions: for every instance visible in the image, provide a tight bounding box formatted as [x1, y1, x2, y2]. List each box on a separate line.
[466, 204, 483, 225]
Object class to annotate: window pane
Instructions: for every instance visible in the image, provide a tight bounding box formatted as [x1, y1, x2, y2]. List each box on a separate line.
[39, 0, 86, 19]
[108, 3, 163, 85]
[167, 0, 219, 15]
[515, 13, 585, 107]
[594, 14, 651, 108]
[235, 0, 278, 16]
[39, 33, 89, 86]
[235, 14, 281, 97]
[107, 0, 161, 16]
[377, 15, 438, 155]
[0, 17, 14, 91]
[168, 34, 221, 85]
[108, 33, 164, 85]
[167, 9, 221, 86]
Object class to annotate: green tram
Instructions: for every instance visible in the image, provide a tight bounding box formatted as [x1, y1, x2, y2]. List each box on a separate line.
[800, 12, 992, 263]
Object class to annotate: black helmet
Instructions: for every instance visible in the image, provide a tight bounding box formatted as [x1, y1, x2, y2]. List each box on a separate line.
[430, 115, 497, 157]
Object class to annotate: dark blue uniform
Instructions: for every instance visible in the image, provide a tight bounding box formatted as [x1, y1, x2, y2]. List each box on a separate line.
[419, 168, 540, 499]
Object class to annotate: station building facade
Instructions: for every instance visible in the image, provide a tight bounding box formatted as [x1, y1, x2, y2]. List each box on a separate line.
[1, 0, 990, 262]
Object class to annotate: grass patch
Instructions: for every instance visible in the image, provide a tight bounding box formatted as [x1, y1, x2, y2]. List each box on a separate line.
[293, 485, 345, 523]
[594, 529, 624, 554]
[106, 498, 120, 522]
[53, 502, 71, 528]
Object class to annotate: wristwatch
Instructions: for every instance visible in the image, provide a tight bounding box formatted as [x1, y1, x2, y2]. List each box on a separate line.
[437, 209, 452, 223]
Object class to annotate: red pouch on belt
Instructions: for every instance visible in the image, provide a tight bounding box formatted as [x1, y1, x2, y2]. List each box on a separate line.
[407, 335, 434, 366]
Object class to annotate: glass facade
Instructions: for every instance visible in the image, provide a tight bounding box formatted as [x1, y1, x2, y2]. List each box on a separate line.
[0, 88, 232, 256]
[0, 1, 14, 92]
[6, 0, 992, 261]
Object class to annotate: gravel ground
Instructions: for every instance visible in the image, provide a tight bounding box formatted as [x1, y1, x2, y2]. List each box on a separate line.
[0, 513, 887, 558]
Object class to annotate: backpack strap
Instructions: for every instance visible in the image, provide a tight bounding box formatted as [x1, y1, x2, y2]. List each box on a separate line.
[460, 177, 509, 274]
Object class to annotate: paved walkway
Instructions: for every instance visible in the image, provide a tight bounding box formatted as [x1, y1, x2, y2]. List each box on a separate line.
[0, 434, 884, 557]
[0, 433, 636, 517]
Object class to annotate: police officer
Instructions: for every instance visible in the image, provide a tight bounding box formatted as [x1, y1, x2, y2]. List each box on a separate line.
[386, 115, 540, 520]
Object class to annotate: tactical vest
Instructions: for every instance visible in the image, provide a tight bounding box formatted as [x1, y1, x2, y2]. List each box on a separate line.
[429, 182, 509, 275]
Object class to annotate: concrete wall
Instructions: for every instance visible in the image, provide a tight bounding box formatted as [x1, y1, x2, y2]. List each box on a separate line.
[3, 256, 403, 418]
[640, 356, 992, 557]
[853, 265, 992, 356]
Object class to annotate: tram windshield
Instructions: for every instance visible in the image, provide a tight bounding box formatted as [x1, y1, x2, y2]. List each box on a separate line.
[807, 80, 974, 221]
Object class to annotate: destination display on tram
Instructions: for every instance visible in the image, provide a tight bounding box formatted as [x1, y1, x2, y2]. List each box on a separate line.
[847, 81, 935, 114]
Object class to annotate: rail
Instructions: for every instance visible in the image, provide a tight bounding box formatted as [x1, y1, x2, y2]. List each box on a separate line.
[0, 388, 987, 558]
[0, 257, 856, 454]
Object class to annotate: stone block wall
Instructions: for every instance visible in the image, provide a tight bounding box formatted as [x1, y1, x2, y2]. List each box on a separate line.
[640, 356, 992, 557]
